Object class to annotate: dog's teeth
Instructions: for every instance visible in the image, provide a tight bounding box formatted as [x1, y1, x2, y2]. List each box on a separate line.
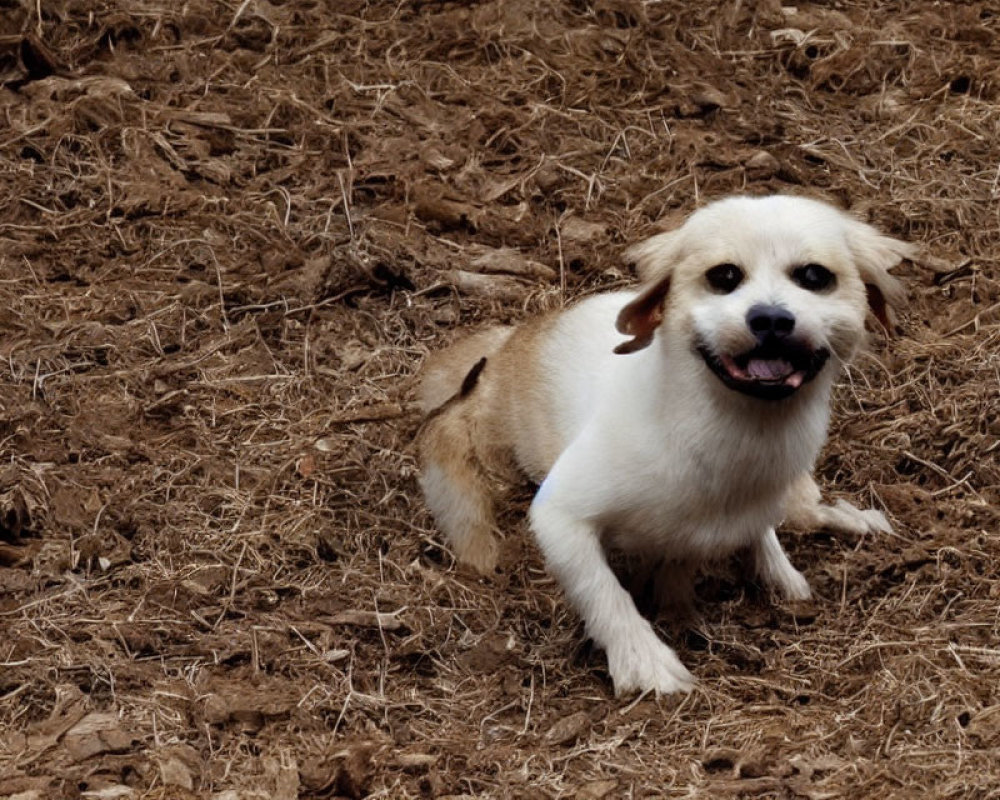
[785, 372, 804, 388]
[747, 358, 792, 380]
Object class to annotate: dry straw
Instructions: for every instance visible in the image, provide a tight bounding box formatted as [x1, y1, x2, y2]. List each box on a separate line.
[0, 1, 998, 797]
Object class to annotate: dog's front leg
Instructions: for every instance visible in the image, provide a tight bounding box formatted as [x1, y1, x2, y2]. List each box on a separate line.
[529, 498, 694, 696]
[751, 527, 812, 600]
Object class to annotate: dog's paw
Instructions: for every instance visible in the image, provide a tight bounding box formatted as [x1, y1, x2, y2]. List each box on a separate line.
[759, 556, 812, 601]
[605, 622, 695, 697]
[754, 528, 811, 601]
[834, 500, 892, 533]
[775, 566, 812, 601]
[823, 499, 892, 536]
[457, 534, 499, 575]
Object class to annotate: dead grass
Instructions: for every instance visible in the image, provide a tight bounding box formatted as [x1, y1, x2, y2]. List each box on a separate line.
[1, 1, 999, 798]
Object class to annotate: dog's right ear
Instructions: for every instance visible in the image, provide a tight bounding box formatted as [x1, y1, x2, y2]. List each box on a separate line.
[614, 274, 671, 354]
[614, 229, 685, 354]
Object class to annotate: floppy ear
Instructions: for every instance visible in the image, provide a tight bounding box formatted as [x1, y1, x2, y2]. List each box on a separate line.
[615, 222, 683, 354]
[615, 228, 687, 354]
[614, 274, 671, 354]
[846, 220, 915, 332]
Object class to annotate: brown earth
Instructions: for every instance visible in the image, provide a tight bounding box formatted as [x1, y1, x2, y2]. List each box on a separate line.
[1, 1, 999, 798]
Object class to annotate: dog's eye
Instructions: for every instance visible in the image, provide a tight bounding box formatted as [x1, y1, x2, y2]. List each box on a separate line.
[791, 263, 836, 292]
[705, 263, 744, 293]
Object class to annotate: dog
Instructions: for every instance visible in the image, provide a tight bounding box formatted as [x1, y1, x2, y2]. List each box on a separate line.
[416, 194, 913, 695]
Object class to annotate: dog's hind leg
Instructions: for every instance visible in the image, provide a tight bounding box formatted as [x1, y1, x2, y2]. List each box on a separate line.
[418, 402, 499, 575]
[783, 472, 892, 536]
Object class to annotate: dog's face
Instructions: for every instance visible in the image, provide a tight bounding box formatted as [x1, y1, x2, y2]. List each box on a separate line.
[617, 195, 913, 400]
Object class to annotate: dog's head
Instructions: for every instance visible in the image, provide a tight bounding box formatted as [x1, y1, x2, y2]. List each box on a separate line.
[616, 195, 913, 401]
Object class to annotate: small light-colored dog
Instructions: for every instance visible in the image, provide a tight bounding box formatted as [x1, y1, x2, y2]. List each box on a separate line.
[417, 194, 912, 695]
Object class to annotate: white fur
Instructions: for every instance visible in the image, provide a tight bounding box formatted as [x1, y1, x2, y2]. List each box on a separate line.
[418, 194, 912, 696]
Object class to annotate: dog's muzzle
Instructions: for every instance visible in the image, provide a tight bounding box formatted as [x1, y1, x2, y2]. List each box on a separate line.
[697, 340, 830, 400]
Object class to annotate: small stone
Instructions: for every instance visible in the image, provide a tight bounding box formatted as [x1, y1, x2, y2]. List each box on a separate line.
[543, 711, 590, 746]
[576, 779, 619, 799]
[690, 85, 729, 111]
[745, 150, 781, 175]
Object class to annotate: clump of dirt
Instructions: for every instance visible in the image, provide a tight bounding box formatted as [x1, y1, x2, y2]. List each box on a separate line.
[1, 1, 998, 797]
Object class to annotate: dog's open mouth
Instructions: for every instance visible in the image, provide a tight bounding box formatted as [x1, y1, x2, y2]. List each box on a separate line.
[697, 340, 830, 400]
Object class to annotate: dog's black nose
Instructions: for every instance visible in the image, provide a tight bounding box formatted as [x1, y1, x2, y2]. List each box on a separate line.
[746, 304, 795, 341]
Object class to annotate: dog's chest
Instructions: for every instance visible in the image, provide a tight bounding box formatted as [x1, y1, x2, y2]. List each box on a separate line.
[600, 416, 813, 556]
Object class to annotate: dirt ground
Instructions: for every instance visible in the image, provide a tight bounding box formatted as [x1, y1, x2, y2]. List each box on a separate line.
[1, 1, 999, 797]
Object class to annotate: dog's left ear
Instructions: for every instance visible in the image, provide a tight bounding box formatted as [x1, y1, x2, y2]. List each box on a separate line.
[846, 220, 915, 332]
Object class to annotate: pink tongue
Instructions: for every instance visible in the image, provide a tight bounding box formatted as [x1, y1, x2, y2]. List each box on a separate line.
[747, 358, 793, 380]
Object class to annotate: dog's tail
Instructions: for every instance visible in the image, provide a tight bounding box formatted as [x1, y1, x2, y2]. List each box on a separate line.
[417, 325, 514, 413]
